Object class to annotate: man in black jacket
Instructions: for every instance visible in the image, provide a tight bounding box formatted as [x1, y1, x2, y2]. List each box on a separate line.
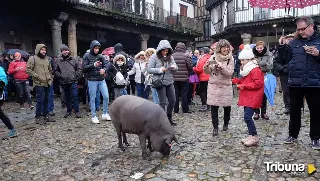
[273, 34, 294, 114]
[83, 40, 111, 124]
[55, 44, 82, 118]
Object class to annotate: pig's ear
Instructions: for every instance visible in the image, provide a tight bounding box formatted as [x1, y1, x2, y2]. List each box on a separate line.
[173, 136, 179, 144]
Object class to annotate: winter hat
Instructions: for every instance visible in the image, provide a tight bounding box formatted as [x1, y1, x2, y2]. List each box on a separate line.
[60, 44, 69, 52]
[134, 51, 145, 60]
[14, 52, 21, 58]
[238, 45, 255, 60]
[239, 44, 244, 50]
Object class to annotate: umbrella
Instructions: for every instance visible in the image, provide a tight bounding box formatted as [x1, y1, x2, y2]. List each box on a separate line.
[4, 49, 29, 56]
[102, 47, 114, 56]
[249, 0, 319, 9]
[264, 73, 277, 106]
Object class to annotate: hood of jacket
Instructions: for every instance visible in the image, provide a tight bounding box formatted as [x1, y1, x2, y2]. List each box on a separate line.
[90, 40, 101, 55]
[113, 54, 127, 64]
[156, 40, 173, 56]
[114, 43, 124, 53]
[134, 51, 145, 61]
[35, 44, 47, 56]
[174, 42, 186, 53]
[252, 46, 268, 57]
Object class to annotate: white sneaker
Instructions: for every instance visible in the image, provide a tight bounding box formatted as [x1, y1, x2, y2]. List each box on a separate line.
[101, 113, 111, 121]
[92, 116, 100, 124]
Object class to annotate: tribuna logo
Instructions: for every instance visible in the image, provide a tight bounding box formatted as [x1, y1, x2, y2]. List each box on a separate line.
[264, 162, 305, 173]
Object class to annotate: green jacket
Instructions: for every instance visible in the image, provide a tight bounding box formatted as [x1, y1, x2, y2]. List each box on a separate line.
[26, 44, 53, 87]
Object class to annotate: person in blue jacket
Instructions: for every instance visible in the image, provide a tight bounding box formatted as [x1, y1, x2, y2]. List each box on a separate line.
[283, 17, 320, 150]
[0, 66, 17, 138]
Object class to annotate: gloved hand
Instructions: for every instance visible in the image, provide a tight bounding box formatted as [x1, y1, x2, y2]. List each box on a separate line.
[231, 78, 240, 84]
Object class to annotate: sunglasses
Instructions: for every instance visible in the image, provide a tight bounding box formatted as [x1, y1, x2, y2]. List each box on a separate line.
[296, 24, 310, 32]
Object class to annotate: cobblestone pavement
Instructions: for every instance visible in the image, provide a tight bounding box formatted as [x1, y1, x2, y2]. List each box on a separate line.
[0, 93, 319, 181]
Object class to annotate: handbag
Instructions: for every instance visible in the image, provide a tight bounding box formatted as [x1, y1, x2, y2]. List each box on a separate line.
[189, 74, 199, 83]
[151, 73, 165, 89]
[139, 62, 145, 84]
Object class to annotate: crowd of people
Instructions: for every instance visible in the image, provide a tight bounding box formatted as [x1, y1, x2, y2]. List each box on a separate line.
[0, 16, 319, 149]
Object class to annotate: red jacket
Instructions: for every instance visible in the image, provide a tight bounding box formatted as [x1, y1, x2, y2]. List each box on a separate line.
[8, 60, 29, 80]
[193, 54, 210, 81]
[232, 67, 264, 108]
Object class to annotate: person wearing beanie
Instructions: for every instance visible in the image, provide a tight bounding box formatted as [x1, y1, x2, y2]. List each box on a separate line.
[252, 41, 273, 120]
[27, 44, 54, 125]
[54, 44, 82, 118]
[232, 45, 264, 146]
[193, 46, 211, 112]
[8, 52, 34, 110]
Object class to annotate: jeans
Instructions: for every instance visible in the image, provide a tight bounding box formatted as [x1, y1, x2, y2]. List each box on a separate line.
[244, 107, 257, 136]
[136, 83, 149, 99]
[60, 86, 66, 106]
[0, 100, 14, 130]
[87, 85, 100, 110]
[88, 80, 109, 118]
[61, 83, 80, 113]
[157, 84, 176, 115]
[199, 81, 208, 105]
[114, 88, 127, 99]
[254, 93, 267, 115]
[174, 81, 189, 112]
[48, 84, 54, 113]
[289, 87, 320, 140]
[280, 74, 290, 109]
[151, 87, 159, 104]
[211, 106, 231, 128]
[15, 80, 32, 105]
[35, 86, 50, 118]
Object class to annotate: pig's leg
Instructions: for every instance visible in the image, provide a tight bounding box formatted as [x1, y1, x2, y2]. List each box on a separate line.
[138, 134, 150, 160]
[122, 132, 130, 147]
[147, 136, 154, 152]
[116, 125, 125, 151]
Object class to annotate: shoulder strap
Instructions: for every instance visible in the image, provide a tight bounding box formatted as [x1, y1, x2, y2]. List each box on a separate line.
[65, 58, 77, 71]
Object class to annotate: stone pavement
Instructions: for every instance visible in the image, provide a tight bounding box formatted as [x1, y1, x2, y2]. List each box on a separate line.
[0, 94, 319, 181]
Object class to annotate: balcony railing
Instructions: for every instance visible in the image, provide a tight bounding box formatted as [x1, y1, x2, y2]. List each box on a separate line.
[79, 0, 203, 34]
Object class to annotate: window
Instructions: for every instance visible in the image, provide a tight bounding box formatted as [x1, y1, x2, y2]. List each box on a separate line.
[180, 4, 188, 16]
[235, 0, 249, 11]
[204, 20, 211, 37]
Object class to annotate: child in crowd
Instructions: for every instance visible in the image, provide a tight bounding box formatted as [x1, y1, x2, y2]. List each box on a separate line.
[109, 54, 128, 99]
[0, 66, 17, 138]
[232, 45, 264, 146]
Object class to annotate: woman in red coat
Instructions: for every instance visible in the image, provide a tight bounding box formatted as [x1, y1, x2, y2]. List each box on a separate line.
[232, 45, 264, 147]
[193, 47, 211, 111]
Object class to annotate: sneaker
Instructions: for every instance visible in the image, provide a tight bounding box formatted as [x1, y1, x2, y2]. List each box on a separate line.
[284, 136, 297, 144]
[311, 140, 320, 150]
[253, 113, 260, 120]
[241, 137, 248, 144]
[283, 108, 290, 115]
[92, 116, 100, 124]
[244, 136, 259, 146]
[44, 116, 55, 122]
[75, 112, 82, 118]
[199, 105, 207, 112]
[35, 117, 46, 125]
[7, 129, 18, 138]
[20, 107, 25, 110]
[63, 112, 71, 118]
[29, 105, 35, 110]
[101, 113, 111, 121]
[261, 114, 269, 120]
[49, 112, 55, 116]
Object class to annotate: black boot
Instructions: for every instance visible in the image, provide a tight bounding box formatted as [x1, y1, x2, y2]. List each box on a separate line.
[167, 114, 177, 126]
[211, 106, 219, 136]
[213, 128, 218, 136]
[223, 106, 231, 131]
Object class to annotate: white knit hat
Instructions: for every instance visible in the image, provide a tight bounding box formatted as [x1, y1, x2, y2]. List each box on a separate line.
[238, 44, 254, 60]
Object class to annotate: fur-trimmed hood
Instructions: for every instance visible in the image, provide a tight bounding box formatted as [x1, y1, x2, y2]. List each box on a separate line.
[145, 48, 156, 57]
[113, 54, 126, 64]
[135, 51, 145, 61]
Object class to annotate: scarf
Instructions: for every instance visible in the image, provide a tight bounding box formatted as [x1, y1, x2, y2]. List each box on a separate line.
[240, 60, 259, 77]
[252, 46, 267, 57]
[214, 52, 233, 63]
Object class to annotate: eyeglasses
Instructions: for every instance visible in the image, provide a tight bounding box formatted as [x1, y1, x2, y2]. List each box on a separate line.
[296, 24, 310, 32]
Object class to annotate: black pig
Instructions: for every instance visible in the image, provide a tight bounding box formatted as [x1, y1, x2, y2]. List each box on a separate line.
[109, 95, 178, 159]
